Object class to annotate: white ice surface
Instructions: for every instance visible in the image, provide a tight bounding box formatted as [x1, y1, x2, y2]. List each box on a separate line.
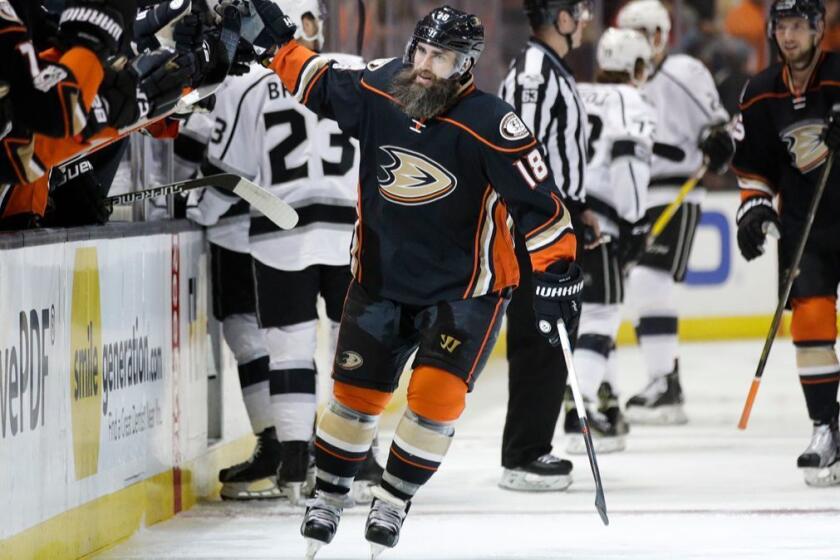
[97, 341, 840, 560]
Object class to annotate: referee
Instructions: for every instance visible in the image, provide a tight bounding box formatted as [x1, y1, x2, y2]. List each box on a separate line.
[497, 0, 597, 491]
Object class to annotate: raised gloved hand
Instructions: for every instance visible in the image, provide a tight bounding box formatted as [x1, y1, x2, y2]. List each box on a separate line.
[821, 104, 840, 152]
[98, 67, 140, 129]
[132, 48, 195, 119]
[533, 261, 584, 346]
[699, 122, 735, 174]
[251, 0, 297, 47]
[736, 196, 780, 261]
[58, 0, 127, 59]
[618, 217, 651, 272]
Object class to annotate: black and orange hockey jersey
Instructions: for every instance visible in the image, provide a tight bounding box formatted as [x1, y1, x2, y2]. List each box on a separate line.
[733, 51, 840, 251]
[0, 0, 105, 185]
[270, 41, 577, 305]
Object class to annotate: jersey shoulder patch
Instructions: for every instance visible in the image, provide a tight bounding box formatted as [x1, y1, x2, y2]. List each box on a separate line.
[362, 58, 403, 91]
[448, 92, 535, 152]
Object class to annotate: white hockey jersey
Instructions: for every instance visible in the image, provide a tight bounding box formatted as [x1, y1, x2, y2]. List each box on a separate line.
[206, 55, 362, 270]
[643, 54, 728, 207]
[579, 82, 657, 237]
[179, 107, 252, 253]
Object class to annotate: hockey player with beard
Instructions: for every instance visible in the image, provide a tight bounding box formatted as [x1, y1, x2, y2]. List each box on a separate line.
[253, 3, 582, 557]
[617, 0, 734, 424]
[185, 0, 382, 503]
[563, 28, 657, 454]
[734, 0, 840, 486]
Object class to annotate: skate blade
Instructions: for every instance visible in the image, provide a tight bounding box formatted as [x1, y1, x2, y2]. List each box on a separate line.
[353, 480, 376, 505]
[304, 539, 324, 560]
[803, 462, 840, 487]
[625, 405, 688, 426]
[281, 482, 303, 505]
[370, 542, 387, 559]
[566, 435, 626, 455]
[220, 479, 283, 501]
[498, 470, 572, 492]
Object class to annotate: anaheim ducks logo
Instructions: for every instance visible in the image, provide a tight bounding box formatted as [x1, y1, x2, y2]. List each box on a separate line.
[781, 120, 829, 173]
[377, 146, 457, 205]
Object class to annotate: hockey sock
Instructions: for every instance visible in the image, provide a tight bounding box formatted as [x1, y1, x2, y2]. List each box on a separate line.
[265, 322, 318, 442]
[222, 314, 271, 433]
[791, 297, 839, 424]
[603, 342, 618, 390]
[314, 398, 381, 495]
[627, 266, 678, 379]
[575, 334, 613, 403]
[795, 343, 840, 423]
[635, 315, 679, 379]
[238, 357, 272, 433]
[383, 409, 455, 502]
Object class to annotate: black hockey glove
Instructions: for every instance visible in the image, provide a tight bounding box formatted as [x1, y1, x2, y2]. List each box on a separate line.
[46, 160, 112, 227]
[698, 122, 735, 174]
[251, 0, 297, 47]
[98, 67, 140, 130]
[132, 48, 195, 119]
[136, 0, 193, 51]
[821, 104, 840, 152]
[58, 0, 127, 59]
[736, 196, 780, 261]
[533, 261, 584, 346]
[618, 217, 651, 273]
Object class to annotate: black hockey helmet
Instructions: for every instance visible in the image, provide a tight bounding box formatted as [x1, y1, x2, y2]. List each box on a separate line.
[523, 0, 594, 29]
[767, 0, 825, 38]
[403, 5, 485, 82]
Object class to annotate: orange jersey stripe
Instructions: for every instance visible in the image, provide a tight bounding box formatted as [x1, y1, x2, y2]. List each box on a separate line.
[270, 40, 319, 95]
[466, 294, 506, 383]
[529, 232, 577, 274]
[490, 200, 518, 292]
[463, 185, 493, 298]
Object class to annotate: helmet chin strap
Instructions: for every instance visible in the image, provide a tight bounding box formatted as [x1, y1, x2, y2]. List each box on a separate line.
[554, 14, 578, 52]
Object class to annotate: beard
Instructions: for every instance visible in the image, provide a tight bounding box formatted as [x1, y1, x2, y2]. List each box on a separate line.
[390, 67, 461, 120]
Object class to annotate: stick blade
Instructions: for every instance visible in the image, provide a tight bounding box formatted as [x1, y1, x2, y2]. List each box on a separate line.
[232, 179, 299, 230]
[595, 490, 609, 526]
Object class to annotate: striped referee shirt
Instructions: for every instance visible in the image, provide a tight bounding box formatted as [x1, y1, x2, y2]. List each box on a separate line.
[499, 38, 588, 208]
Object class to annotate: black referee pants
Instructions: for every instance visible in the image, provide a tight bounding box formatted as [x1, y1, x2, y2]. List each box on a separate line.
[501, 233, 571, 469]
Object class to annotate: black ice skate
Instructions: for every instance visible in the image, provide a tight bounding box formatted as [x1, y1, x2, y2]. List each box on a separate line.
[498, 453, 573, 492]
[797, 407, 840, 487]
[352, 447, 384, 504]
[301, 490, 354, 559]
[277, 440, 310, 504]
[365, 485, 411, 559]
[625, 362, 688, 425]
[219, 427, 283, 500]
[564, 384, 628, 454]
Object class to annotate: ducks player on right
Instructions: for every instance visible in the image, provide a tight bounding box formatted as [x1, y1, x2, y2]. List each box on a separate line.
[733, 0, 840, 486]
[564, 28, 657, 454]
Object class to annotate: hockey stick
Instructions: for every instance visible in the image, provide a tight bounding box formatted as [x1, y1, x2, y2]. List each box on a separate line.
[738, 150, 837, 430]
[107, 173, 299, 230]
[356, 0, 366, 55]
[556, 319, 609, 526]
[645, 163, 707, 247]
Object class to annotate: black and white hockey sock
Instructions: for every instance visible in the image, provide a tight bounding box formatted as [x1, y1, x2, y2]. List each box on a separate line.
[381, 409, 454, 502]
[314, 399, 379, 495]
[795, 342, 840, 424]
